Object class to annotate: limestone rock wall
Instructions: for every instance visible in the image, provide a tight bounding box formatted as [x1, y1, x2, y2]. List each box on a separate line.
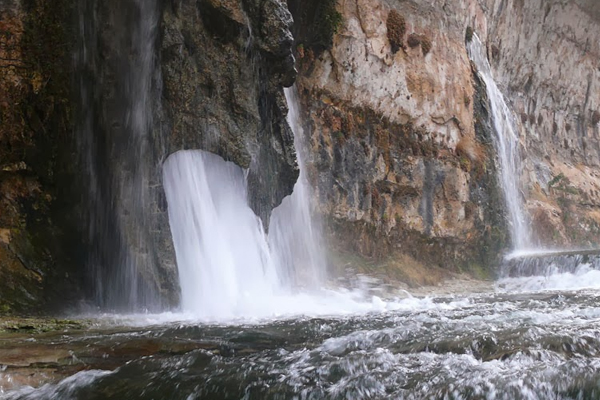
[291, 0, 600, 277]
[479, 0, 600, 247]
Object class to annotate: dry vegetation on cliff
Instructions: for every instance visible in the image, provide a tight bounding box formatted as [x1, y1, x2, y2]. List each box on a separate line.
[386, 10, 406, 53]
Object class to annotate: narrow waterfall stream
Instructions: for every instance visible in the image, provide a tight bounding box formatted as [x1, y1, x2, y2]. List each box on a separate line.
[467, 35, 532, 251]
[269, 87, 328, 290]
[77, 0, 162, 309]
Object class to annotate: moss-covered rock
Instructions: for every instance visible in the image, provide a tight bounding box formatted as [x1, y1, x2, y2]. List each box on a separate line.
[287, 0, 342, 54]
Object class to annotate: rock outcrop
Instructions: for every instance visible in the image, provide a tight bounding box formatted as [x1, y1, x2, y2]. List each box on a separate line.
[160, 0, 299, 228]
[1, 0, 300, 311]
[75, 0, 300, 310]
[289, 0, 600, 278]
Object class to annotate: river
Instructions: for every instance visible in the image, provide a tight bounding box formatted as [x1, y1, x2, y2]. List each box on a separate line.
[2, 272, 599, 400]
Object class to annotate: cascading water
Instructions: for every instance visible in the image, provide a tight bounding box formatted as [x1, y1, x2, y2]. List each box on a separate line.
[76, 0, 163, 309]
[162, 87, 329, 319]
[163, 150, 282, 318]
[467, 35, 600, 282]
[269, 87, 328, 289]
[467, 35, 531, 250]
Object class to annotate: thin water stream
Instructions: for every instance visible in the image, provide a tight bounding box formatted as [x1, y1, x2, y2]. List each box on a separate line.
[467, 35, 532, 250]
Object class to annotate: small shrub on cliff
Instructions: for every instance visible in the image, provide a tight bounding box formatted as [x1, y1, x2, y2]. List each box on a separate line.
[407, 33, 421, 48]
[313, 0, 343, 51]
[420, 36, 432, 55]
[456, 136, 485, 173]
[548, 173, 566, 189]
[296, 43, 305, 58]
[592, 110, 600, 126]
[459, 156, 471, 171]
[463, 94, 471, 106]
[387, 10, 405, 54]
[465, 26, 474, 43]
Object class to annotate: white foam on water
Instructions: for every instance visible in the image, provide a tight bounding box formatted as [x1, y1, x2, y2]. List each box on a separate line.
[2, 370, 112, 400]
[95, 289, 467, 326]
[497, 264, 600, 292]
[504, 248, 598, 260]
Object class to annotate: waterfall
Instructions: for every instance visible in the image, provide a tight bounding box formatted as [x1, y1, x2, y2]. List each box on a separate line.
[163, 151, 281, 318]
[76, 0, 162, 309]
[269, 87, 328, 289]
[163, 87, 328, 318]
[467, 35, 531, 250]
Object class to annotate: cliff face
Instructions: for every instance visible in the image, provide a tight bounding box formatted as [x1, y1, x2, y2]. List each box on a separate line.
[290, 0, 600, 277]
[75, 0, 300, 309]
[289, 0, 506, 278]
[1, 0, 598, 311]
[0, 0, 79, 312]
[482, 0, 600, 246]
[0, 0, 299, 311]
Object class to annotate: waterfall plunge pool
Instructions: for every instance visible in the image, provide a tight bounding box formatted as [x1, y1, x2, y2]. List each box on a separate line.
[1, 283, 600, 399]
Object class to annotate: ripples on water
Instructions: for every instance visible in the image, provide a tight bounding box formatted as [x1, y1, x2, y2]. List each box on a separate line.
[2, 273, 600, 399]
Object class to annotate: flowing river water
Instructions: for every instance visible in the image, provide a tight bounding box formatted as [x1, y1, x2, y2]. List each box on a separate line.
[2, 273, 600, 399]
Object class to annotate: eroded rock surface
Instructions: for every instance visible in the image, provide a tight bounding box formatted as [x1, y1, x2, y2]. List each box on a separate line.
[290, 0, 600, 276]
[0, 0, 300, 311]
[290, 0, 507, 275]
[0, 0, 80, 312]
[160, 0, 299, 228]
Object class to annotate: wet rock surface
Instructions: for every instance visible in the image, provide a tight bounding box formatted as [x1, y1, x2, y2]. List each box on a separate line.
[160, 0, 299, 228]
[0, 0, 81, 313]
[290, 0, 508, 276]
